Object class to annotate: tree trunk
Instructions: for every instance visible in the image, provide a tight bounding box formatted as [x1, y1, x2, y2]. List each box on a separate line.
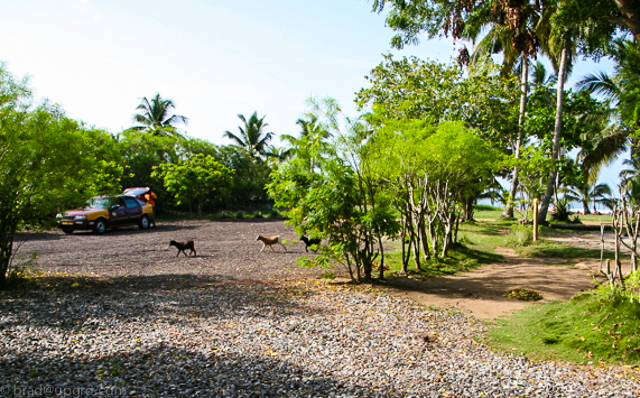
[419, 213, 431, 262]
[377, 233, 385, 280]
[502, 54, 529, 219]
[613, 0, 640, 45]
[0, 224, 16, 290]
[464, 197, 474, 221]
[539, 45, 568, 225]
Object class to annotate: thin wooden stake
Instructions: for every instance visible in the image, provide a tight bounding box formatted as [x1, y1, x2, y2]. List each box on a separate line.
[533, 198, 539, 242]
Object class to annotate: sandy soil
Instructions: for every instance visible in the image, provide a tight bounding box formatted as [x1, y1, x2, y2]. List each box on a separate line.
[12, 220, 628, 320]
[377, 246, 614, 320]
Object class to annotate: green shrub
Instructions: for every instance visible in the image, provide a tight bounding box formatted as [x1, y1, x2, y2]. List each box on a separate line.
[505, 223, 533, 247]
[550, 199, 572, 222]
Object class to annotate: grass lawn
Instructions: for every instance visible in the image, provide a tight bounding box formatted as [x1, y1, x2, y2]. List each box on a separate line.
[382, 210, 639, 367]
[485, 290, 640, 366]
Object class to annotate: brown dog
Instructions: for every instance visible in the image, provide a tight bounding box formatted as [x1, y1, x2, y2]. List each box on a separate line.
[168, 240, 196, 257]
[256, 235, 287, 252]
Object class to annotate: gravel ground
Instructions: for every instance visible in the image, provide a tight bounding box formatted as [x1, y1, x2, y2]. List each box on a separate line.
[1, 220, 638, 397]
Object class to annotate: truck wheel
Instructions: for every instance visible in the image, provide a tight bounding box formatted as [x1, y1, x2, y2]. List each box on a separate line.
[93, 219, 107, 234]
[139, 215, 150, 230]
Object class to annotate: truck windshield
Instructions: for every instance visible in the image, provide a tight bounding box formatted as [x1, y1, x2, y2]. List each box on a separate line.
[86, 197, 112, 209]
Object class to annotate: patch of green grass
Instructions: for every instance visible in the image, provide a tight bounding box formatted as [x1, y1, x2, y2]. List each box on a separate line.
[383, 239, 503, 279]
[473, 209, 504, 221]
[458, 221, 512, 253]
[485, 290, 640, 365]
[474, 204, 503, 211]
[518, 240, 630, 261]
[321, 272, 336, 279]
[579, 213, 614, 223]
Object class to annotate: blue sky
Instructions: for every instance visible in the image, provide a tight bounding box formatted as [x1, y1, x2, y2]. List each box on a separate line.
[0, 0, 623, 185]
[0, 0, 457, 144]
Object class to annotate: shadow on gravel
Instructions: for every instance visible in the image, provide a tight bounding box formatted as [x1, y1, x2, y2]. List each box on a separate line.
[13, 232, 64, 242]
[0, 274, 330, 329]
[209, 218, 290, 224]
[0, 275, 374, 397]
[0, 340, 379, 397]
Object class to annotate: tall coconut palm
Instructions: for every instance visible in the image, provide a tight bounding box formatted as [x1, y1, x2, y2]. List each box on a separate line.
[531, 60, 557, 86]
[132, 93, 188, 136]
[281, 113, 332, 146]
[465, 0, 551, 218]
[223, 112, 274, 159]
[577, 39, 640, 161]
[538, 29, 577, 224]
[563, 181, 612, 214]
[620, 157, 640, 186]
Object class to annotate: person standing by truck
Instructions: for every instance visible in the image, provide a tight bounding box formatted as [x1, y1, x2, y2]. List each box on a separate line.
[143, 190, 157, 227]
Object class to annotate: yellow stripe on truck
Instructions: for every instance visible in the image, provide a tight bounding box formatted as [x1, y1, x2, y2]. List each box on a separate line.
[87, 210, 109, 221]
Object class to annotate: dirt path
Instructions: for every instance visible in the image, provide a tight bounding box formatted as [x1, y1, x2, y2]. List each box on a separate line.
[376, 246, 621, 320]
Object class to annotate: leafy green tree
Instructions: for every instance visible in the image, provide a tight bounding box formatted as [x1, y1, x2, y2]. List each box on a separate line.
[357, 55, 517, 227]
[153, 154, 234, 217]
[366, 118, 500, 267]
[119, 130, 220, 213]
[419, 121, 501, 256]
[357, 55, 519, 142]
[0, 67, 121, 288]
[132, 93, 188, 136]
[520, 83, 609, 216]
[554, 0, 640, 51]
[464, 0, 556, 219]
[223, 112, 274, 159]
[365, 118, 436, 270]
[267, 99, 400, 282]
[215, 145, 274, 209]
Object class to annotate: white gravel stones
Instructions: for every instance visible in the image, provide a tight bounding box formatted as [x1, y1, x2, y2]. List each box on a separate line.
[0, 282, 637, 397]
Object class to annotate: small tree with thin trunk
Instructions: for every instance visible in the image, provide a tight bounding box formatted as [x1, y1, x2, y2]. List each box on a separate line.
[153, 154, 234, 217]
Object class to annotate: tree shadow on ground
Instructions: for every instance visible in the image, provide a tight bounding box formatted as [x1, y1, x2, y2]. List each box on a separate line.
[1, 327, 379, 397]
[0, 274, 391, 396]
[1, 274, 335, 331]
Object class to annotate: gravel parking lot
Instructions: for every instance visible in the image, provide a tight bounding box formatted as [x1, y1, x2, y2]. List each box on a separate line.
[1, 220, 638, 397]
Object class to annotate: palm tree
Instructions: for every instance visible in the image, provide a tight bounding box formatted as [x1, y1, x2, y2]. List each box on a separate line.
[223, 112, 274, 159]
[563, 181, 612, 214]
[620, 157, 640, 186]
[132, 93, 188, 136]
[530, 60, 557, 86]
[577, 39, 640, 161]
[537, 18, 580, 224]
[465, 0, 556, 219]
[281, 113, 332, 146]
[264, 144, 291, 163]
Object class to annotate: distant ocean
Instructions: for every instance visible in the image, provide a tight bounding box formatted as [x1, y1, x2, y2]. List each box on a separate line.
[476, 198, 612, 214]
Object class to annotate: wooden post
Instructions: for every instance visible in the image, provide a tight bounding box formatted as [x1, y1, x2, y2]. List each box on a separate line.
[533, 198, 539, 242]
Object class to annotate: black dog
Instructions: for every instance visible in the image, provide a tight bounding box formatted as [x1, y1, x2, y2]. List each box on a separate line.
[300, 236, 321, 253]
[168, 240, 196, 257]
